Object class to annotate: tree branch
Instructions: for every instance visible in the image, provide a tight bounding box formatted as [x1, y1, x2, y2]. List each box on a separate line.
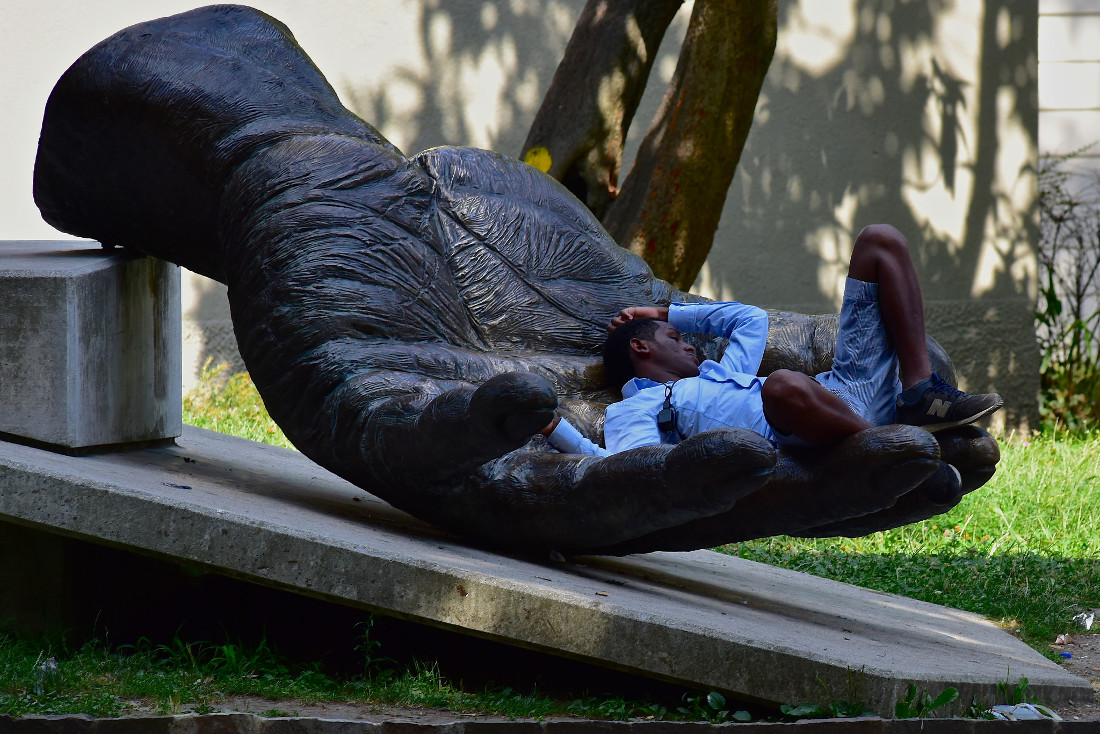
[603, 0, 777, 289]
[520, 0, 683, 218]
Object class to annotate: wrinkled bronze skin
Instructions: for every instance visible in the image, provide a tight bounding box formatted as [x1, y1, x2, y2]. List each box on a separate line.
[33, 6, 998, 554]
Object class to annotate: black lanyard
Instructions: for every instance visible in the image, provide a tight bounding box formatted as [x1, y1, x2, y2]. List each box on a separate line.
[657, 382, 677, 435]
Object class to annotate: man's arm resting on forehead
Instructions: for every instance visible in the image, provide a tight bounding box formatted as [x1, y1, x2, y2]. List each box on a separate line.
[609, 306, 669, 331]
[611, 302, 767, 341]
[667, 302, 769, 374]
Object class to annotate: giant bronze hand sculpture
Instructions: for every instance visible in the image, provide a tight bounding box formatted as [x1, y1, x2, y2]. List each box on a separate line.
[33, 5, 998, 554]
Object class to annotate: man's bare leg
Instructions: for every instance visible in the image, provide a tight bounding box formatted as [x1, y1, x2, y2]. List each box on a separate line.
[848, 224, 1003, 431]
[761, 369, 872, 443]
[846, 224, 931, 388]
[760, 224, 926, 444]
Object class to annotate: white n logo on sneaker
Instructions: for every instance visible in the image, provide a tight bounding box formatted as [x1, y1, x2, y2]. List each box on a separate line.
[928, 399, 952, 418]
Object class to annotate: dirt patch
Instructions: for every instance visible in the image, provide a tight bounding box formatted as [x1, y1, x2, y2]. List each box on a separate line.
[165, 665, 1100, 725]
[146, 697, 567, 725]
[1048, 630, 1100, 722]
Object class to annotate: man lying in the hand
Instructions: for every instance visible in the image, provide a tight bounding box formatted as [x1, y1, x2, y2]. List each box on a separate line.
[541, 224, 1003, 494]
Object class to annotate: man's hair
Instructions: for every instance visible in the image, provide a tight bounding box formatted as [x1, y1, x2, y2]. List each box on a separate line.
[602, 317, 662, 389]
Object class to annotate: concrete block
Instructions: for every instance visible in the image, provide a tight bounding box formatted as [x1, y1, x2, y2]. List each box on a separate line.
[0, 427, 1091, 717]
[0, 241, 181, 450]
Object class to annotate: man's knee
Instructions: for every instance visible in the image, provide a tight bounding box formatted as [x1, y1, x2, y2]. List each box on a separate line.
[761, 369, 814, 412]
[855, 224, 908, 259]
[849, 224, 910, 281]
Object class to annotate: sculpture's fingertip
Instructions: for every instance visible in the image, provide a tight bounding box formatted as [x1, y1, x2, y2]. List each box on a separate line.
[845, 423, 941, 460]
[470, 373, 559, 444]
[476, 372, 557, 411]
[501, 409, 557, 442]
[935, 425, 1000, 466]
[917, 462, 963, 506]
[664, 428, 776, 506]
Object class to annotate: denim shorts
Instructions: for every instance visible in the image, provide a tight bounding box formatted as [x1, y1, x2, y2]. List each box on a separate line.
[812, 277, 902, 426]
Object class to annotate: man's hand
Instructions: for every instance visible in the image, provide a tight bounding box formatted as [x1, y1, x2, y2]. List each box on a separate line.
[608, 306, 670, 332]
[539, 414, 562, 436]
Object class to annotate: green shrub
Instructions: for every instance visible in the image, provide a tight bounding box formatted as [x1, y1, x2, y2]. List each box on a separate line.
[1036, 148, 1100, 431]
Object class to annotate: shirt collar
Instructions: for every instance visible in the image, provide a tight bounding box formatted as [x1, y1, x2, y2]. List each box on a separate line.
[620, 360, 721, 398]
[621, 376, 661, 398]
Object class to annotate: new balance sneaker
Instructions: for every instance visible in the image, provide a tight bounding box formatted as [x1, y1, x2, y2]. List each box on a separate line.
[896, 374, 1003, 432]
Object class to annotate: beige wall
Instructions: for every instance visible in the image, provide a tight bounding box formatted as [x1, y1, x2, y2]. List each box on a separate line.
[1039, 0, 1100, 193]
[2, 1, 1039, 429]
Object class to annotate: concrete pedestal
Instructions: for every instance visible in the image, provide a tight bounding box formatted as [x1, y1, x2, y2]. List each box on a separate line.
[0, 240, 182, 451]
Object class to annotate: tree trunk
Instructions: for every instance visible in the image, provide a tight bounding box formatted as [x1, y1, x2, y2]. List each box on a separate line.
[520, 0, 683, 218]
[603, 0, 777, 289]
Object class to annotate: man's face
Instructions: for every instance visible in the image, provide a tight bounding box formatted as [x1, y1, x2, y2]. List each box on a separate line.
[634, 324, 701, 380]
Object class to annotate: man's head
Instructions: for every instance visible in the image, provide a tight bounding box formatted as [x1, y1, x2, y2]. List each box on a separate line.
[603, 318, 700, 389]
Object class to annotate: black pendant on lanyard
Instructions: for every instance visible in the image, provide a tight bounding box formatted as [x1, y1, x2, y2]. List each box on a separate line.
[657, 382, 676, 434]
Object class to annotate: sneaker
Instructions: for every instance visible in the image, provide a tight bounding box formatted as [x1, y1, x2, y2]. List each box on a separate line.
[896, 374, 1003, 432]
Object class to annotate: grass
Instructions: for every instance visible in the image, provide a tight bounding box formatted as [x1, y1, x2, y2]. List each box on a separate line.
[5, 366, 1090, 720]
[0, 629, 694, 721]
[182, 361, 293, 449]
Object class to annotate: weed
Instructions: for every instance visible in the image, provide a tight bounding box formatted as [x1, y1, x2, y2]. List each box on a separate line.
[629, 700, 669, 719]
[676, 691, 748, 722]
[894, 684, 959, 719]
[1037, 147, 1100, 430]
[779, 671, 871, 720]
[997, 673, 1034, 706]
[354, 616, 395, 680]
[566, 694, 668, 720]
[260, 708, 297, 717]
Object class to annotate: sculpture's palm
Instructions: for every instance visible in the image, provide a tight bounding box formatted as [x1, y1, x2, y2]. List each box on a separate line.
[33, 5, 999, 553]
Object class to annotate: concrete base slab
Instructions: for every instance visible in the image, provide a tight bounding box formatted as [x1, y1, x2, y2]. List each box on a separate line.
[0, 427, 1090, 716]
[0, 241, 181, 450]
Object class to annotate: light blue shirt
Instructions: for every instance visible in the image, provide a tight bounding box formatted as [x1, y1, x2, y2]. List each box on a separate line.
[546, 302, 774, 456]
